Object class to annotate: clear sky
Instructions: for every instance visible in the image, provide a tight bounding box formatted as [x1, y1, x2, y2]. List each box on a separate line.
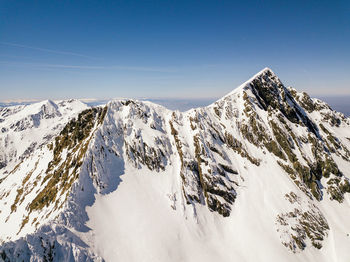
[0, 0, 349, 101]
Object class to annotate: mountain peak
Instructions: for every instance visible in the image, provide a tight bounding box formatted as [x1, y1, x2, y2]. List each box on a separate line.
[219, 67, 280, 101]
[245, 67, 277, 83]
[254, 66, 275, 76]
[214, 67, 323, 137]
[248, 67, 279, 85]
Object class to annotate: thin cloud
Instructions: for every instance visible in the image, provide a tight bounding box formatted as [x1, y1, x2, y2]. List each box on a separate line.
[111, 65, 176, 72]
[0, 61, 177, 73]
[0, 42, 97, 59]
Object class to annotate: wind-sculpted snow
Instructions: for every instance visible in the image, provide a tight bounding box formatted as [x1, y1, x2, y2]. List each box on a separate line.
[0, 100, 89, 242]
[0, 100, 88, 172]
[1, 68, 350, 261]
[0, 224, 103, 262]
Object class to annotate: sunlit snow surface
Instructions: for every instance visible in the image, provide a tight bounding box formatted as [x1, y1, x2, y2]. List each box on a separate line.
[1, 69, 350, 261]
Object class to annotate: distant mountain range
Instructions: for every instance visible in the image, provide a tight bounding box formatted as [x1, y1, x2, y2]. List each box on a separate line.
[1, 96, 349, 116]
[0, 68, 350, 261]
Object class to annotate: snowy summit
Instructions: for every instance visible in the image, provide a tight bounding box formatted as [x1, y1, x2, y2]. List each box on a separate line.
[0, 68, 350, 262]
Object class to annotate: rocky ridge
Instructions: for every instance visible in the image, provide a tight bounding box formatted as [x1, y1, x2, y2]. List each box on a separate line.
[0, 68, 350, 261]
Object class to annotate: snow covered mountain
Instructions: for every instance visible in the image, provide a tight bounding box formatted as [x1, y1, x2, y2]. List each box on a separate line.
[1, 68, 350, 262]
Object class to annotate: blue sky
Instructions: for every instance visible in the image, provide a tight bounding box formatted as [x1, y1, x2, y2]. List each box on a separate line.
[0, 0, 349, 101]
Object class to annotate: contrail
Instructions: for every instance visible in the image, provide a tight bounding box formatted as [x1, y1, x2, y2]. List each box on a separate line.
[0, 41, 97, 59]
[0, 61, 177, 73]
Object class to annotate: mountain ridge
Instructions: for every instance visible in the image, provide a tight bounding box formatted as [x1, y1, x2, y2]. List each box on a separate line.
[1, 68, 350, 261]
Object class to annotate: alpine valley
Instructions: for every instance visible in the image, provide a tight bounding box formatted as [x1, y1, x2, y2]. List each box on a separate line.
[1, 68, 350, 262]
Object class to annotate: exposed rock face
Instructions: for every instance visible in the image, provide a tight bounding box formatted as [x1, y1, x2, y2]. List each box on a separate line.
[0, 68, 350, 261]
[277, 192, 329, 252]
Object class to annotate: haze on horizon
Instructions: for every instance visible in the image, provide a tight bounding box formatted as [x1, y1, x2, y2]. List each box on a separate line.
[0, 0, 349, 101]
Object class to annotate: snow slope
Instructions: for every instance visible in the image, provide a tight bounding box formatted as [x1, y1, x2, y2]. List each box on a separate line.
[0, 100, 88, 241]
[1, 68, 350, 261]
